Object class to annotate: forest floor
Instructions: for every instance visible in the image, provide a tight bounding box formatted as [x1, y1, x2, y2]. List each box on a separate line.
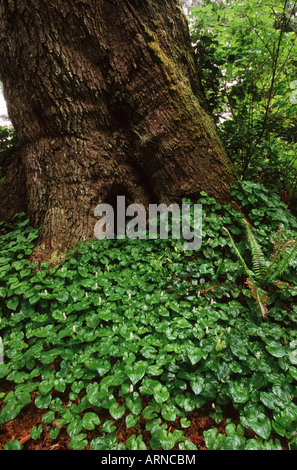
[0, 378, 288, 450]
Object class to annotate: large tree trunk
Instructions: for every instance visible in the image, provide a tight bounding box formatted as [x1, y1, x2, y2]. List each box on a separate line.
[0, 0, 237, 257]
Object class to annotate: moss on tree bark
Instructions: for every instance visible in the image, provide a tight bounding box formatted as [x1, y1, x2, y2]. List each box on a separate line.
[0, 0, 237, 258]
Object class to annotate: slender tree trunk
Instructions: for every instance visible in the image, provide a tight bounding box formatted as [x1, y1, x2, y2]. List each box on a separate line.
[0, 0, 237, 257]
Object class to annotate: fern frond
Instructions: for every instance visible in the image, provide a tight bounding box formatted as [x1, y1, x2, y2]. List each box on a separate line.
[272, 226, 285, 256]
[263, 239, 295, 283]
[222, 226, 251, 278]
[242, 219, 267, 280]
[246, 278, 268, 318]
[273, 239, 297, 279]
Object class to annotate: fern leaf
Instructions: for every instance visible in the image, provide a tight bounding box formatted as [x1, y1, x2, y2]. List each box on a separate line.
[246, 278, 269, 318]
[242, 219, 267, 280]
[263, 239, 295, 283]
[273, 239, 297, 279]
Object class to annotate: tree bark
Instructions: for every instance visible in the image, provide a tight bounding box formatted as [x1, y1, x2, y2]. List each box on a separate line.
[0, 0, 237, 257]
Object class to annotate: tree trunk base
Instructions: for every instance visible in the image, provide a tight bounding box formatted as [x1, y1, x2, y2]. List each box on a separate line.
[0, 0, 237, 260]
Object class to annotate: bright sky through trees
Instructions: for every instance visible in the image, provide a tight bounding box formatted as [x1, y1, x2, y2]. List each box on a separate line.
[0, 88, 10, 127]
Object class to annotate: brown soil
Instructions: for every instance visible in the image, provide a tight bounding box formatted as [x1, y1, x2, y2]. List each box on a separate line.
[0, 383, 289, 451]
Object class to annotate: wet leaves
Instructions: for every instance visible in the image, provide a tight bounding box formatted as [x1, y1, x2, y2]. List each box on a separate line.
[1, 186, 297, 450]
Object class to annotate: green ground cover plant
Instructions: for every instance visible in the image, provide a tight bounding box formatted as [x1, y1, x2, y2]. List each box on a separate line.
[0, 181, 297, 450]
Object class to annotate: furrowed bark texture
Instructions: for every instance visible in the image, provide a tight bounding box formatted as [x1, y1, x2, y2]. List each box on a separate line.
[0, 0, 237, 255]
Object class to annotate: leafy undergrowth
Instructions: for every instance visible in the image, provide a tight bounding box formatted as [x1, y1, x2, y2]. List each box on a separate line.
[1, 181, 297, 451]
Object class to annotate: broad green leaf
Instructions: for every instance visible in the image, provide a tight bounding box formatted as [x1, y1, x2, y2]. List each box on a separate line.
[266, 341, 286, 358]
[49, 426, 60, 439]
[187, 347, 203, 365]
[190, 376, 204, 395]
[68, 434, 88, 450]
[228, 382, 250, 403]
[241, 409, 271, 440]
[204, 429, 225, 450]
[42, 411, 55, 424]
[39, 379, 55, 396]
[125, 392, 142, 415]
[109, 402, 125, 420]
[160, 429, 176, 450]
[86, 384, 101, 407]
[35, 393, 52, 409]
[126, 413, 140, 428]
[124, 361, 147, 385]
[67, 417, 83, 437]
[3, 440, 23, 450]
[30, 425, 43, 440]
[82, 412, 101, 430]
[153, 383, 170, 404]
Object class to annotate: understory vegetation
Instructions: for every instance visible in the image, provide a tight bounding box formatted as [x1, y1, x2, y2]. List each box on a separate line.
[1, 181, 297, 450]
[1, 0, 297, 452]
[189, 0, 297, 209]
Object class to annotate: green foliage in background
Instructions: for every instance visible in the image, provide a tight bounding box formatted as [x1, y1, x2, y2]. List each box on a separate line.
[189, 0, 297, 201]
[0, 126, 16, 182]
[1, 0, 297, 451]
[1, 181, 297, 450]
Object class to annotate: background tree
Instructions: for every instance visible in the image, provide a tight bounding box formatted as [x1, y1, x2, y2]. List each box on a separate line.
[0, 0, 236, 257]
